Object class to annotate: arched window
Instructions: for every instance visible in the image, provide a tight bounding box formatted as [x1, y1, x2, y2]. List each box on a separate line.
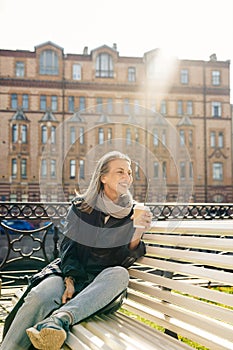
[40, 50, 58, 75]
[96, 53, 113, 78]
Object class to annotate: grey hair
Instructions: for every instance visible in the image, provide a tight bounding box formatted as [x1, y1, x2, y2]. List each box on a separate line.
[74, 151, 131, 212]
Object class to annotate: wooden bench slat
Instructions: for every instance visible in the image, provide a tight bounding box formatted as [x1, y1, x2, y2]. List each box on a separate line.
[70, 323, 112, 349]
[138, 256, 233, 285]
[144, 234, 233, 252]
[149, 221, 233, 236]
[65, 331, 91, 349]
[146, 246, 233, 269]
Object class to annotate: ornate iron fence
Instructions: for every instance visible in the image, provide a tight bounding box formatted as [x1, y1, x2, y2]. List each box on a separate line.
[1, 202, 233, 220]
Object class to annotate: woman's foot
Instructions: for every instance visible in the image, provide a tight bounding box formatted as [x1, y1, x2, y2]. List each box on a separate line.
[26, 314, 70, 350]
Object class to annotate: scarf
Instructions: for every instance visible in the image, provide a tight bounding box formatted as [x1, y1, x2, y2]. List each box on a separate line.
[95, 190, 133, 219]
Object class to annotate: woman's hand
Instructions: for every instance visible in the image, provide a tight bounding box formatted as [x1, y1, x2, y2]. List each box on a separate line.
[129, 209, 153, 249]
[62, 277, 75, 304]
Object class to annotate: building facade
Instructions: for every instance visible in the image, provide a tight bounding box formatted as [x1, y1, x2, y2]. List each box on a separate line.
[0, 42, 232, 203]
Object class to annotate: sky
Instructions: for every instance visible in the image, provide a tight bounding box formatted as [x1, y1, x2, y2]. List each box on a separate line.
[0, 0, 233, 102]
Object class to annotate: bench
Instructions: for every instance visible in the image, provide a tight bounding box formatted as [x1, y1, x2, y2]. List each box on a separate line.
[63, 220, 233, 350]
[1, 220, 233, 349]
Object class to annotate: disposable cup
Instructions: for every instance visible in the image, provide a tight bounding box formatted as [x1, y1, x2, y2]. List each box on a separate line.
[133, 203, 149, 228]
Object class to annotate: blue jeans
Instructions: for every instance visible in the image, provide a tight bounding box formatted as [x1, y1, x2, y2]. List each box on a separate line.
[0, 266, 129, 350]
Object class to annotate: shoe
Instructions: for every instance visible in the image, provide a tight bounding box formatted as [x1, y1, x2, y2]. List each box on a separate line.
[26, 315, 68, 350]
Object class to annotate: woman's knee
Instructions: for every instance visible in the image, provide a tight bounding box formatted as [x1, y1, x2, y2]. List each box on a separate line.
[25, 276, 64, 305]
[104, 266, 129, 287]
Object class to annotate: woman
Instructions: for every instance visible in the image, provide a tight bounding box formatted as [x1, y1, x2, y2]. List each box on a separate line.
[1, 151, 152, 350]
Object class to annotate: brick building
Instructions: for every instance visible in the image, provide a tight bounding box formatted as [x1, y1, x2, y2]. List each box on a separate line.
[0, 42, 232, 202]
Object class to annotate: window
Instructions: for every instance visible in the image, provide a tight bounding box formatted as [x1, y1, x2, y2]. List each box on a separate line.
[40, 95, 47, 110]
[154, 162, 159, 178]
[135, 128, 139, 142]
[180, 162, 186, 179]
[16, 61, 25, 77]
[12, 159, 17, 178]
[98, 128, 104, 144]
[41, 159, 47, 177]
[188, 130, 193, 147]
[213, 162, 223, 181]
[96, 53, 113, 78]
[51, 96, 57, 111]
[79, 127, 84, 144]
[189, 162, 193, 179]
[212, 71, 220, 85]
[187, 101, 193, 115]
[210, 131, 215, 148]
[126, 128, 131, 145]
[51, 126, 56, 144]
[70, 159, 76, 178]
[72, 64, 81, 80]
[128, 67, 136, 82]
[212, 102, 221, 117]
[124, 99, 129, 114]
[79, 97, 86, 111]
[218, 132, 224, 148]
[160, 100, 167, 115]
[21, 125, 27, 143]
[134, 100, 140, 114]
[21, 159, 27, 178]
[22, 94, 29, 109]
[135, 162, 140, 179]
[107, 128, 112, 144]
[162, 162, 167, 179]
[153, 129, 159, 146]
[70, 126, 76, 144]
[41, 126, 47, 144]
[177, 100, 183, 115]
[40, 50, 58, 75]
[179, 130, 185, 146]
[50, 159, 56, 178]
[12, 125, 18, 143]
[79, 159, 85, 179]
[162, 130, 166, 146]
[107, 98, 113, 113]
[11, 94, 18, 109]
[68, 96, 74, 112]
[96, 98, 103, 113]
[180, 69, 189, 84]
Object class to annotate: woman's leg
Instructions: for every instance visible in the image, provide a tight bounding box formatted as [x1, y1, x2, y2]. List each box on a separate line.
[53, 266, 129, 324]
[0, 275, 64, 350]
[26, 267, 129, 350]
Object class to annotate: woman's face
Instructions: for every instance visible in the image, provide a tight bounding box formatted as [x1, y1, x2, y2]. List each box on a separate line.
[101, 159, 133, 201]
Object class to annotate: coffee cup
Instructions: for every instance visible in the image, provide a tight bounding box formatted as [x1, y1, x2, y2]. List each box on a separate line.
[133, 203, 150, 228]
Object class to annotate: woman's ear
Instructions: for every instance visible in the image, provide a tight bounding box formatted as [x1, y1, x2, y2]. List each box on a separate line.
[100, 175, 106, 184]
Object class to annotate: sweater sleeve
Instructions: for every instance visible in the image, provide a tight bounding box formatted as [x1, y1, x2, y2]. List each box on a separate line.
[115, 240, 146, 269]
